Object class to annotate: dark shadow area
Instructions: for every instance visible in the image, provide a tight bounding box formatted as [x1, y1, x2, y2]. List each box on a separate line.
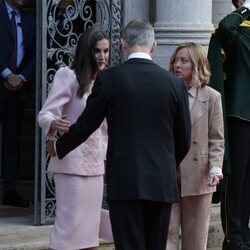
[0, 0, 36, 216]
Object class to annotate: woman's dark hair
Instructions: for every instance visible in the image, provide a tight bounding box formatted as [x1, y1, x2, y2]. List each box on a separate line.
[71, 27, 109, 98]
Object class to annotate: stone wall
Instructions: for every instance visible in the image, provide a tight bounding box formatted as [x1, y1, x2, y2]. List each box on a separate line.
[212, 0, 234, 26]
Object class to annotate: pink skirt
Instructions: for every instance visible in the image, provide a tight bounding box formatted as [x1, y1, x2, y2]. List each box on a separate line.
[49, 173, 103, 250]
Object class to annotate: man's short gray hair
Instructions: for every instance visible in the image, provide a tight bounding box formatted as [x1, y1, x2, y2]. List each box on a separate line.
[122, 19, 155, 48]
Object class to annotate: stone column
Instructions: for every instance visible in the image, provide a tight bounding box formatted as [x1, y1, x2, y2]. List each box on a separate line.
[153, 0, 213, 68]
[212, 0, 234, 26]
[124, 0, 149, 25]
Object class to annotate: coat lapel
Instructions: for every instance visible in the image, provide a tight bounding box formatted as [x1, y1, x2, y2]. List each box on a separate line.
[0, 2, 13, 37]
[20, 11, 28, 48]
[190, 87, 209, 125]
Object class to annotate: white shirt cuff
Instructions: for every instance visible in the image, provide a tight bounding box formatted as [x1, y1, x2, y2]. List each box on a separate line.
[19, 74, 27, 82]
[209, 167, 223, 179]
[54, 141, 58, 156]
[1, 68, 12, 79]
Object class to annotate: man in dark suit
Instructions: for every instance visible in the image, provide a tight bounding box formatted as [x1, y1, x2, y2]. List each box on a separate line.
[47, 19, 191, 250]
[0, 0, 36, 207]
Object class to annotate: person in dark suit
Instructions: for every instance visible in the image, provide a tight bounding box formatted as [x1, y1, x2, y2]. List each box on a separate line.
[0, 0, 36, 207]
[47, 19, 191, 250]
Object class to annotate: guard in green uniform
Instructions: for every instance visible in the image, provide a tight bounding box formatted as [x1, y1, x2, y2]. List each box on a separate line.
[208, 1, 250, 249]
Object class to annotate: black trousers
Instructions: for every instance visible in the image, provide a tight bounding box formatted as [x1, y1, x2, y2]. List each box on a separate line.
[221, 117, 250, 244]
[0, 83, 25, 193]
[109, 199, 172, 250]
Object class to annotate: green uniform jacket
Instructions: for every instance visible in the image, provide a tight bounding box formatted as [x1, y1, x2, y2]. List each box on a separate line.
[218, 6, 250, 121]
[208, 7, 250, 178]
[208, 31, 231, 176]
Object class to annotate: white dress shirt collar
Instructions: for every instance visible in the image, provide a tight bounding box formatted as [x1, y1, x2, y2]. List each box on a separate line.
[188, 86, 197, 98]
[5, 1, 20, 15]
[128, 52, 152, 60]
[188, 86, 197, 111]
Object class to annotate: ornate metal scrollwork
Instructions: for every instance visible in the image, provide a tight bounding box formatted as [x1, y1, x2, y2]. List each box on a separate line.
[110, 0, 123, 66]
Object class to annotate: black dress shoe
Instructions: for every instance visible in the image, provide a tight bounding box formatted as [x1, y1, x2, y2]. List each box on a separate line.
[223, 239, 241, 250]
[244, 241, 250, 247]
[241, 241, 250, 250]
[2, 192, 30, 208]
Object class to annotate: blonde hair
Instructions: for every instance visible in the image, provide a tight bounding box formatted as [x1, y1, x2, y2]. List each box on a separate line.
[169, 42, 211, 88]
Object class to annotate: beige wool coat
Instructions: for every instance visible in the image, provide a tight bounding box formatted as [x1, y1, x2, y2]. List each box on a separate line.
[179, 86, 224, 197]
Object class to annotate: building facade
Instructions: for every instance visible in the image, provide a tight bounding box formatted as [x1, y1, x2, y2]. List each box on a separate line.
[0, 0, 234, 224]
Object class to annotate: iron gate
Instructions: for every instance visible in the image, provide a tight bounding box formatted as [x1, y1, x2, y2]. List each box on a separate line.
[34, 0, 124, 225]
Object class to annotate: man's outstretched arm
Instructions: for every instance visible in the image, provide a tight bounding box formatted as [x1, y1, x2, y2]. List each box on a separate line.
[47, 74, 107, 159]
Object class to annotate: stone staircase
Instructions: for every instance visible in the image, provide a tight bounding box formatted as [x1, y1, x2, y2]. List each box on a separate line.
[0, 215, 114, 250]
[0, 204, 223, 250]
[102, 204, 224, 250]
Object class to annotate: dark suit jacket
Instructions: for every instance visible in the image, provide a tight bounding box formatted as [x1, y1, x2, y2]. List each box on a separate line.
[56, 58, 191, 203]
[0, 2, 36, 98]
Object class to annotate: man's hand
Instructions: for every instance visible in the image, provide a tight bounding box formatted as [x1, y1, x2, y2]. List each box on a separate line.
[4, 73, 23, 91]
[50, 115, 71, 133]
[46, 139, 57, 157]
[7, 73, 23, 87]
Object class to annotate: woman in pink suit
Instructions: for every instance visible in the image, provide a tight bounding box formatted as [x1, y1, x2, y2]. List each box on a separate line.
[38, 27, 110, 250]
[166, 43, 224, 250]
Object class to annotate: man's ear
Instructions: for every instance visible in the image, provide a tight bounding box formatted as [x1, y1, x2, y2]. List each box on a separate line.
[150, 41, 157, 54]
[121, 39, 127, 49]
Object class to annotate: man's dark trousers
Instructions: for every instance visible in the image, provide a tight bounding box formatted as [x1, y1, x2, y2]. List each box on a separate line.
[221, 117, 250, 247]
[109, 200, 172, 250]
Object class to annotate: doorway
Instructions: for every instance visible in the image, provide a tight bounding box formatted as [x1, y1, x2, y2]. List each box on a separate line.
[0, 0, 36, 218]
[35, 0, 124, 225]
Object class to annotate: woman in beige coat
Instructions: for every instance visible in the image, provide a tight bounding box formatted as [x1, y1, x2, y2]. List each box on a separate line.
[166, 43, 224, 250]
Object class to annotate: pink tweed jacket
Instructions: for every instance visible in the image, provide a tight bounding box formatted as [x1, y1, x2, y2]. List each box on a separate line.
[38, 67, 107, 176]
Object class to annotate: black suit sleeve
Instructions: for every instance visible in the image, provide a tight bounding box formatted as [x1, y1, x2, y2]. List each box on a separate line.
[0, 3, 11, 73]
[56, 73, 107, 159]
[174, 79, 191, 166]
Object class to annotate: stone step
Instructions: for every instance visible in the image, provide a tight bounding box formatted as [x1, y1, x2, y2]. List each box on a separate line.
[0, 204, 224, 250]
[0, 242, 115, 250]
[0, 215, 115, 250]
[100, 241, 115, 250]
